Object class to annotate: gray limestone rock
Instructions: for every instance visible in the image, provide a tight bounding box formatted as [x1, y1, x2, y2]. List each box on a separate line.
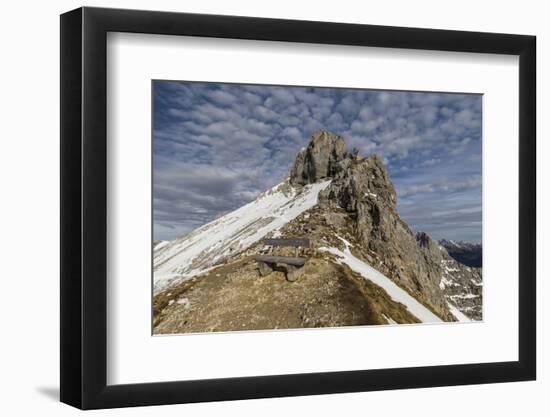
[288, 130, 481, 320]
[290, 130, 349, 185]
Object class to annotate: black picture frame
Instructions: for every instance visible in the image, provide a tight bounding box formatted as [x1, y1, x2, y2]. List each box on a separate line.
[60, 6, 536, 410]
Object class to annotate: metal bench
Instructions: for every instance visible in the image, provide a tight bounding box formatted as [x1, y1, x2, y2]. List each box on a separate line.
[254, 238, 309, 282]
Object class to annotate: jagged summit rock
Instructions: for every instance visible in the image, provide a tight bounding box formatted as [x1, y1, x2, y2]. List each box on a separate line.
[290, 130, 348, 185]
[319, 154, 397, 211]
[290, 130, 394, 205]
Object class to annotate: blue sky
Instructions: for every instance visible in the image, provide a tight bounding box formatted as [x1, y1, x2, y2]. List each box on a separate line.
[153, 81, 482, 243]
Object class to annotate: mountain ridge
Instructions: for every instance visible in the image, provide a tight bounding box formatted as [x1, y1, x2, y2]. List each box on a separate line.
[153, 130, 483, 333]
[439, 239, 482, 268]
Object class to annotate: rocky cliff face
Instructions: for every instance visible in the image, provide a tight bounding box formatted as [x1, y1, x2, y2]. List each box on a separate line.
[439, 246, 483, 320]
[289, 130, 455, 320]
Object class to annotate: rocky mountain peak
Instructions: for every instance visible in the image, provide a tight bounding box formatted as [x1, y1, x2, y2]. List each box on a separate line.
[289, 130, 348, 185]
[154, 131, 482, 332]
[284, 132, 450, 318]
[289, 130, 397, 207]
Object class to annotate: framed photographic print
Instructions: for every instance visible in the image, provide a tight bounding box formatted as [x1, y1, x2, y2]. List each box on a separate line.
[60, 7, 536, 409]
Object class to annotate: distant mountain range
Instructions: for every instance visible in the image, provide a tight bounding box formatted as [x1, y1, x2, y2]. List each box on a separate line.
[439, 239, 482, 268]
[153, 130, 482, 333]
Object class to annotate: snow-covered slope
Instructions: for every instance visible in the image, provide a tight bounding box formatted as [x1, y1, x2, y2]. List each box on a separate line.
[320, 239, 443, 324]
[447, 301, 472, 322]
[154, 180, 331, 293]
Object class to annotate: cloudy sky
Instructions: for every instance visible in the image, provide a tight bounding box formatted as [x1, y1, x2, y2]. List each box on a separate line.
[153, 81, 482, 243]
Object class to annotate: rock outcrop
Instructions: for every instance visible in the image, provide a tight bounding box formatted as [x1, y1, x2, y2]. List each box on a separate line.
[290, 130, 349, 185]
[289, 131, 454, 319]
[439, 246, 483, 320]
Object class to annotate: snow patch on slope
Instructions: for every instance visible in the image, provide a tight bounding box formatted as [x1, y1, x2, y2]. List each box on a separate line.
[320, 241, 443, 323]
[153, 180, 331, 293]
[153, 240, 169, 251]
[447, 301, 472, 322]
[440, 258, 482, 321]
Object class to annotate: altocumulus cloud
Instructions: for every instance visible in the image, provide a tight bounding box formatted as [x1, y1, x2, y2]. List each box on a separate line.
[153, 81, 482, 243]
